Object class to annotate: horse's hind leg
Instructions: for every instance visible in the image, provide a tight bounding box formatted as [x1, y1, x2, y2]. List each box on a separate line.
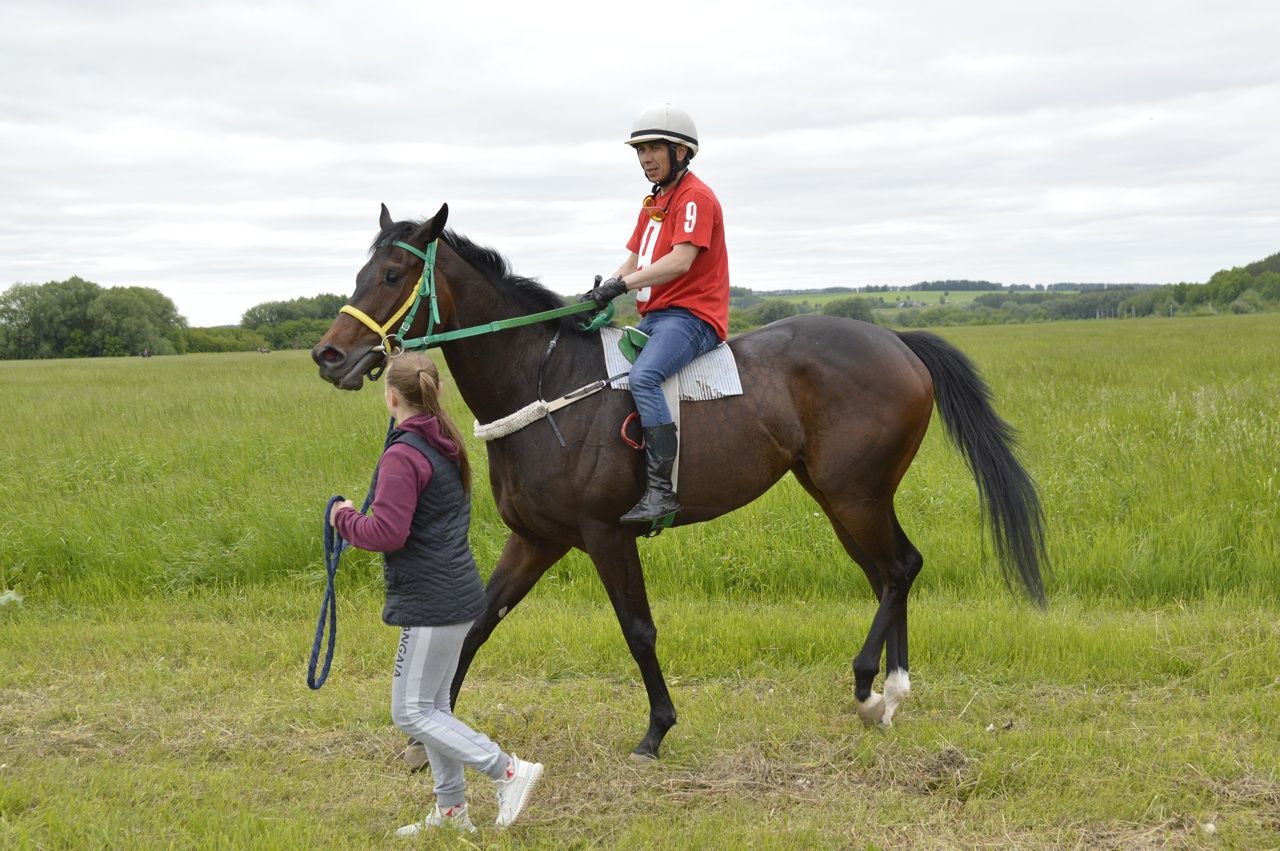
[843, 508, 921, 726]
[879, 514, 921, 725]
[795, 470, 923, 726]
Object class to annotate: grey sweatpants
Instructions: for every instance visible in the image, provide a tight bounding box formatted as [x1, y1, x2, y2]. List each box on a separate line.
[390, 623, 510, 807]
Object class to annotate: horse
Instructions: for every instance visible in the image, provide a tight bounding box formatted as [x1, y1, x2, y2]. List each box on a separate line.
[312, 203, 1047, 760]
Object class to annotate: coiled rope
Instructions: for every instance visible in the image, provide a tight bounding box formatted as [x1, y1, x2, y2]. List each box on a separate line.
[307, 417, 396, 689]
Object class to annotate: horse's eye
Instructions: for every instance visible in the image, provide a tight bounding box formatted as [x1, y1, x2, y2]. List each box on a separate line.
[384, 270, 400, 285]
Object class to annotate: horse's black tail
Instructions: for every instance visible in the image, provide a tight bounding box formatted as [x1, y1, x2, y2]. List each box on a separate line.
[896, 331, 1048, 608]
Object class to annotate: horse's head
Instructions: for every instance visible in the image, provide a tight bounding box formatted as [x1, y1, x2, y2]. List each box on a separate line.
[312, 203, 453, 390]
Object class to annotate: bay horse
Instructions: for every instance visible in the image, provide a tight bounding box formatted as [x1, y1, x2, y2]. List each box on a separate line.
[312, 204, 1047, 759]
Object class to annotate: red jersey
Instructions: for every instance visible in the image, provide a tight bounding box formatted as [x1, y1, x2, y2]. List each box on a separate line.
[625, 171, 730, 340]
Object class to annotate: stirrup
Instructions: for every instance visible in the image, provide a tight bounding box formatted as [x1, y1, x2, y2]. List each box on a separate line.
[620, 493, 680, 526]
[642, 511, 677, 538]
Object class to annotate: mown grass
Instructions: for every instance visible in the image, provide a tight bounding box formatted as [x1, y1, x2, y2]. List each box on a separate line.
[2, 314, 1279, 847]
[3, 592, 1278, 848]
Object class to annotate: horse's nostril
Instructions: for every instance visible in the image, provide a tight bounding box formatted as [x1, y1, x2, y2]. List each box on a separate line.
[312, 344, 346, 367]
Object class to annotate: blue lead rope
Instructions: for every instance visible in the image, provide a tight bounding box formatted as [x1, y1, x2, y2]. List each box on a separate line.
[307, 418, 396, 690]
[306, 496, 349, 689]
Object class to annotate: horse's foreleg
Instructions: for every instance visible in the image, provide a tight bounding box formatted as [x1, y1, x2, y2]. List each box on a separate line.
[450, 532, 569, 706]
[581, 523, 676, 760]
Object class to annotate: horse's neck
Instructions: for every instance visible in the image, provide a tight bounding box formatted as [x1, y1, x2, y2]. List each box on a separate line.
[437, 335, 533, 423]
[435, 261, 597, 424]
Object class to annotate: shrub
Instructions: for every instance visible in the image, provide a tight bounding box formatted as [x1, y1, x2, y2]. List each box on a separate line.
[186, 327, 270, 353]
[746, 300, 798, 326]
[821, 297, 876, 323]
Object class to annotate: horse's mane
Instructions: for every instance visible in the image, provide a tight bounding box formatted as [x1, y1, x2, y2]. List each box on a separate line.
[372, 221, 593, 336]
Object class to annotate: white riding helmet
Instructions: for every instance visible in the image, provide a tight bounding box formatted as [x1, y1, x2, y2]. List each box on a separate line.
[625, 103, 699, 156]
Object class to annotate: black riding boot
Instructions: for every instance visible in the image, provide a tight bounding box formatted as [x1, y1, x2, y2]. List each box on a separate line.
[620, 423, 682, 524]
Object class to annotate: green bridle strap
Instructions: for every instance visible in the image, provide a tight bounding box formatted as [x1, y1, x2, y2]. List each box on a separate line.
[389, 240, 440, 340]
[400, 300, 613, 351]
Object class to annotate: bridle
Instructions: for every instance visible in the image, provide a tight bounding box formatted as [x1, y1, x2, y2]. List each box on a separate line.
[337, 238, 614, 377]
[339, 240, 440, 361]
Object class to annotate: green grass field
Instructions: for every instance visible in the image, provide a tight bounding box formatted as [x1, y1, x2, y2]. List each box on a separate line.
[2, 315, 1278, 848]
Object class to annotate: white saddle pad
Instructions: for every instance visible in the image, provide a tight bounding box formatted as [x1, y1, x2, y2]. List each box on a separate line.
[600, 327, 743, 399]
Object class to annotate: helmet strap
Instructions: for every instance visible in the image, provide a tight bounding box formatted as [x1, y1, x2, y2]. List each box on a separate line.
[651, 168, 688, 202]
[652, 142, 690, 193]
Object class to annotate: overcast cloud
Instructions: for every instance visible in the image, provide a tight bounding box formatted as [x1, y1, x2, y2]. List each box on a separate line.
[2, 0, 1277, 326]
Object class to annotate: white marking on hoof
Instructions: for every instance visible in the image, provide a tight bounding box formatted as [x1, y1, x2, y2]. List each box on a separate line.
[498, 606, 508, 619]
[882, 669, 912, 726]
[856, 691, 885, 726]
[629, 751, 658, 764]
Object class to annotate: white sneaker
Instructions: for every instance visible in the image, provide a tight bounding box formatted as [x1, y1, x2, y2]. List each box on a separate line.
[395, 802, 477, 836]
[494, 754, 543, 827]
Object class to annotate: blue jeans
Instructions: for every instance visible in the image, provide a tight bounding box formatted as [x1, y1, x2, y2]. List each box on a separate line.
[630, 307, 721, 427]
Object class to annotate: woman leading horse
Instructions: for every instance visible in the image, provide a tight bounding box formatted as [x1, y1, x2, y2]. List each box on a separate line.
[312, 203, 1047, 760]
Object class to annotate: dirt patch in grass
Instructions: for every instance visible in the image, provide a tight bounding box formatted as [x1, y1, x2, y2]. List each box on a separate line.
[870, 744, 974, 796]
[653, 740, 853, 805]
[1203, 768, 1280, 833]
[570, 736, 982, 809]
[1072, 816, 1202, 850]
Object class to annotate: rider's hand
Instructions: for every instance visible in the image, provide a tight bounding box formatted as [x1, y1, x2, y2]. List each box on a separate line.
[578, 275, 603, 303]
[581, 276, 629, 308]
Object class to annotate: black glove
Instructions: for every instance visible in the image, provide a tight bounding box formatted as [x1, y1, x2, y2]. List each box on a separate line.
[578, 275, 602, 304]
[581, 275, 628, 308]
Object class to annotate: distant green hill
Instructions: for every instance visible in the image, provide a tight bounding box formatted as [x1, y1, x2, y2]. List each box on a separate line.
[1244, 250, 1280, 277]
[719, 247, 1279, 331]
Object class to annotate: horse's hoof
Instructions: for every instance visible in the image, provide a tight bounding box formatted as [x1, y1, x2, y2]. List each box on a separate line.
[402, 741, 429, 772]
[630, 750, 659, 764]
[856, 691, 886, 726]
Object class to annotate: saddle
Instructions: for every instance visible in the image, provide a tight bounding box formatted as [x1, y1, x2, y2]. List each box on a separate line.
[601, 327, 744, 400]
[600, 326, 744, 502]
[472, 326, 742, 448]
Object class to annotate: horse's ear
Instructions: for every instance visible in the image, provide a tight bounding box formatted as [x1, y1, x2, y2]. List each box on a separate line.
[413, 203, 449, 245]
[379, 203, 393, 231]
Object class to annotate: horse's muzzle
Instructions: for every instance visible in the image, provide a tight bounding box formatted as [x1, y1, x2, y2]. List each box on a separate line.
[311, 343, 381, 390]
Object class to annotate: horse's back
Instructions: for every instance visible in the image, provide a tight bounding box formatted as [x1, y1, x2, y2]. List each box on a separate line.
[702, 315, 935, 497]
[728, 315, 933, 411]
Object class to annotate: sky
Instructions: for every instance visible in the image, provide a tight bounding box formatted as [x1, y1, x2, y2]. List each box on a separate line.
[2, 0, 1278, 328]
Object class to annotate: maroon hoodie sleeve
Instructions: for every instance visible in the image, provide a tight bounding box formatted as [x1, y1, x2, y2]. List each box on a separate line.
[333, 444, 434, 553]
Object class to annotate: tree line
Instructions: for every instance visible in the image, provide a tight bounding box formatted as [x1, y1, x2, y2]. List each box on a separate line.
[3, 251, 1276, 359]
[888, 260, 1280, 328]
[0, 281, 347, 359]
[0, 277, 187, 359]
[187, 294, 346, 353]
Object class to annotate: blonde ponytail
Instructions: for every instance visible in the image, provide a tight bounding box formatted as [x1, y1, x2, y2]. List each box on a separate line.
[385, 352, 472, 491]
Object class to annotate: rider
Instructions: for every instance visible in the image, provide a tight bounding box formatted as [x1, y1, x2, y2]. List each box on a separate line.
[584, 103, 731, 525]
